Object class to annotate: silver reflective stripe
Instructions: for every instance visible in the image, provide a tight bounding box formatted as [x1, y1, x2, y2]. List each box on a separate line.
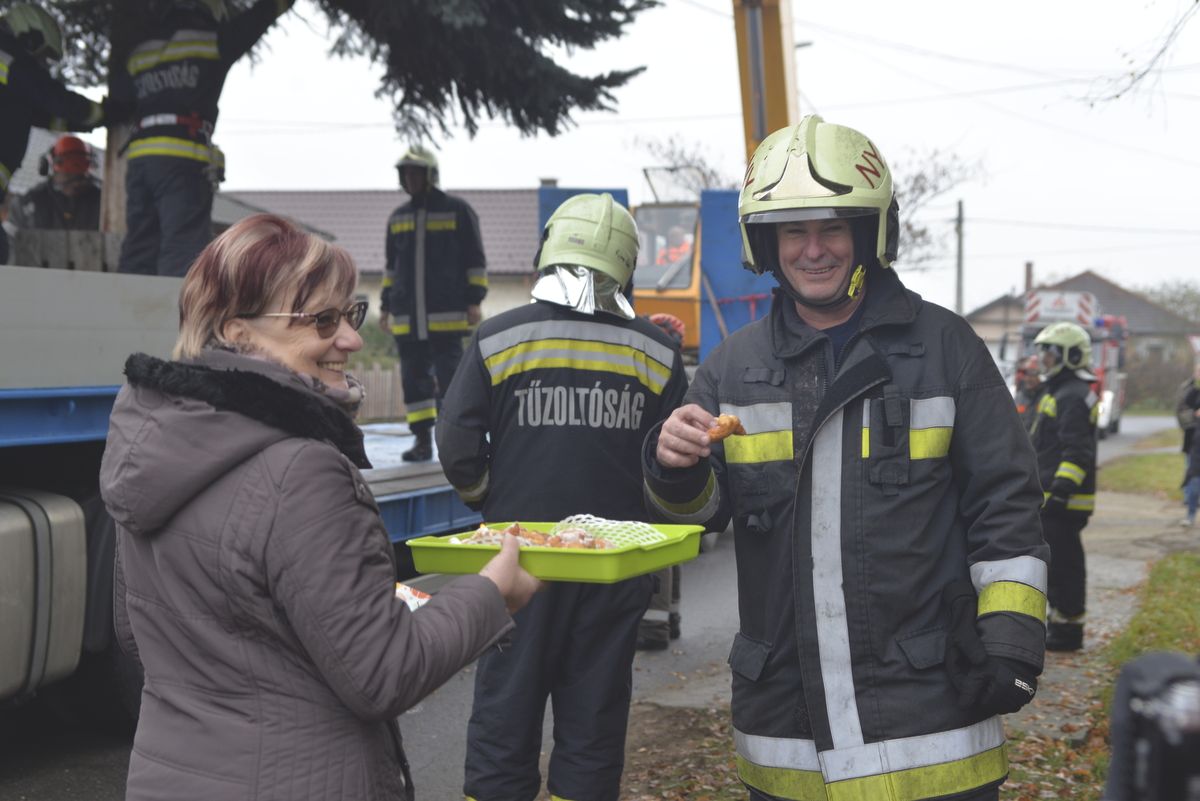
[734, 717, 1004, 779]
[429, 311, 467, 324]
[719, 402, 791, 433]
[415, 208, 427, 339]
[735, 729, 820, 771]
[970, 555, 1048, 594]
[810, 409, 863, 748]
[820, 717, 1004, 781]
[644, 477, 721, 526]
[910, 396, 955, 429]
[458, 469, 489, 503]
[479, 320, 675, 370]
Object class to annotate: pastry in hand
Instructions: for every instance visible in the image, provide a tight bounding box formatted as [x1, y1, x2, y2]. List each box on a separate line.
[707, 413, 746, 442]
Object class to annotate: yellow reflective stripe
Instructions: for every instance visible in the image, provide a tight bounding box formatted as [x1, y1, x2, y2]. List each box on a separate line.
[128, 38, 219, 75]
[429, 319, 470, 332]
[390, 323, 411, 335]
[390, 220, 415, 233]
[737, 756, 828, 800]
[381, 276, 394, 288]
[406, 406, 437, 423]
[739, 745, 1007, 801]
[0, 162, 10, 192]
[645, 471, 718, 522]
[426, 219, 458, 231]
[127, 137, 219, 163]
[726, 430, 794, 463]
[909, 428, 952, 459]
[1067, 494, 1094, 511]
[1036, 394, 1057, 418]
[0, 62, 9, 86]
[1055, 462, 1086, 485]
[861, 402, 870, 458]
[486, 339, 670, 394]
[909, 396, 954, 459]
[468, 274, 488, 287]
[978, 580, 1047, 623]
[1042, 491, 1095, 511]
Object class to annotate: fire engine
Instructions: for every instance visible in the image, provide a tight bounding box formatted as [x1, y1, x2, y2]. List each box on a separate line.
[1021, 289, 1128, 438]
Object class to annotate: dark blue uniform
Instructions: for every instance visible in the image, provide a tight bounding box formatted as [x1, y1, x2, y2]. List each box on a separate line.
[437, 300, 688, 801]
[111, 0, 291, 276]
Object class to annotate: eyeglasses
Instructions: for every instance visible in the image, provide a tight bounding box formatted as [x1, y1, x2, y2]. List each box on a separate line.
[241, 300, 368, 338]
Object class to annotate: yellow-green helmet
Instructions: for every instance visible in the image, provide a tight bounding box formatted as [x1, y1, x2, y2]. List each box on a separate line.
[395, 146, 439, 191]
[1034, 321, 1092, 377]
[739, 114, 899, 274]
[536, 193, 638, 287]
[3, 3, 63, 62]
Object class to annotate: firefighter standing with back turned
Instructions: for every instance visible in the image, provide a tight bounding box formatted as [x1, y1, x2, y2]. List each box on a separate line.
[111, 0, 294, 277]
[0, 3, 105, 263]
[380, 146, 487, 462]
[1029, 321, 1099, 652]
[437, 193, 688, 801]
[644, 115, 1049, 801]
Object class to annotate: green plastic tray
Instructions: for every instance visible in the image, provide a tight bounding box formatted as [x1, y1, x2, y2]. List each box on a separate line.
[407, 522, 704, 583]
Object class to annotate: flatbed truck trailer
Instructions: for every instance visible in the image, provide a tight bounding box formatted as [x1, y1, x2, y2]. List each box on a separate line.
[0, 262, 477, 725]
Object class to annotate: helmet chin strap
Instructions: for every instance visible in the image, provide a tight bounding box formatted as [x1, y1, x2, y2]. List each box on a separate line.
[773, 263, 866, 311]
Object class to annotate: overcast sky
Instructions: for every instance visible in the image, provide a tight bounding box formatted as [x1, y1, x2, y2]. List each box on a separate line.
[83, 0, 1200, 314]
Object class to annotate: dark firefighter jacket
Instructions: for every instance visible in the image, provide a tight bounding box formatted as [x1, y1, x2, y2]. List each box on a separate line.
[437, 300, 687, 522]
[1029, 369, 1098, 516]
[13, 178, 102, 230]
[381, 187, 487, 342]
[110, 0, 292, 166]
[0, 29, 103, 201]
[642, 269, 1049, 801]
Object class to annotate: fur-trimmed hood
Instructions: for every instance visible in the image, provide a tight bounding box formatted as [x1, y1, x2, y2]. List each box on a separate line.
[100, 351, 369, 537]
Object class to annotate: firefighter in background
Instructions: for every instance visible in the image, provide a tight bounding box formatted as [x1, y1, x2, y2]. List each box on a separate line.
[0, 3, 104, 262]
[12, 135, 102, 230]
[1029, 321, 1099, 652]
[437, 194, 688, 801]
[379, 146, 487, 462]
[110, 0, 294, 277]
[1013, 353, 1044, 430]
[644, 116, 1048, 801]
[655, 224, 692, 266]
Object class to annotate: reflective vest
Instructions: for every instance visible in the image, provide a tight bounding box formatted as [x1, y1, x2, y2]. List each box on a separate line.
[643, 271, 1049, 800]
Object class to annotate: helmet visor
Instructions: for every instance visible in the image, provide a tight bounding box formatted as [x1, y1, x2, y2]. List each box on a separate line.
[743, 206, 877, 225]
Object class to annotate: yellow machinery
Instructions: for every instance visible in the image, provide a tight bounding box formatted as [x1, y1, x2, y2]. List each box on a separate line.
[632, 0, 796, 355]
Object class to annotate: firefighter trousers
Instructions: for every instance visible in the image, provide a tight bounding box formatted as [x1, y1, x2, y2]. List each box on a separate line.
[118, 156, 214, 277]
[464, 575, 653, 801]
[396, 337, 463, 434]
[1042, 510, 1088, 619]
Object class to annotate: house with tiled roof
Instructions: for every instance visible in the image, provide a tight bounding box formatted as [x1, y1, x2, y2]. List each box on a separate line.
[224, 188, 543, 317]
[966, 269, 1199, 366]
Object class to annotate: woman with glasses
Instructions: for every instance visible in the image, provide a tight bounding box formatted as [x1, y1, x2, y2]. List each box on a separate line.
[100, 213, 539, 801]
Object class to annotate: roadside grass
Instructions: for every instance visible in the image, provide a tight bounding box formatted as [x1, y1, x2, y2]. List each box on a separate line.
[1006, 552, 1200, 801]
[1132, 427, 1182, 450]
[1098, 452, 1184, 502]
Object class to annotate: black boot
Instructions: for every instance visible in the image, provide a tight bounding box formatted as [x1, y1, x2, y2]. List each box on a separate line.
[402, 429, 433, 463]
[1046, 622, 1084, 652]
[669, 612, 681, 640]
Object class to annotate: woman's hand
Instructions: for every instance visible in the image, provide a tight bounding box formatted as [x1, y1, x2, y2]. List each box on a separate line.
[656, 403, 716, 469]
[479, 533, 543, 614]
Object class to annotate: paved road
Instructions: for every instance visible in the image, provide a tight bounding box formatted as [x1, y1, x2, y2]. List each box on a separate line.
[0, 416, 1176, 800]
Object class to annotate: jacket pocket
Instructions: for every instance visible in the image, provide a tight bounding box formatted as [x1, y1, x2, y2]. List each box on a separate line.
[863, 387, 911, 496]
[728, 631, 773, 682]
[896, 627, 947, 670]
